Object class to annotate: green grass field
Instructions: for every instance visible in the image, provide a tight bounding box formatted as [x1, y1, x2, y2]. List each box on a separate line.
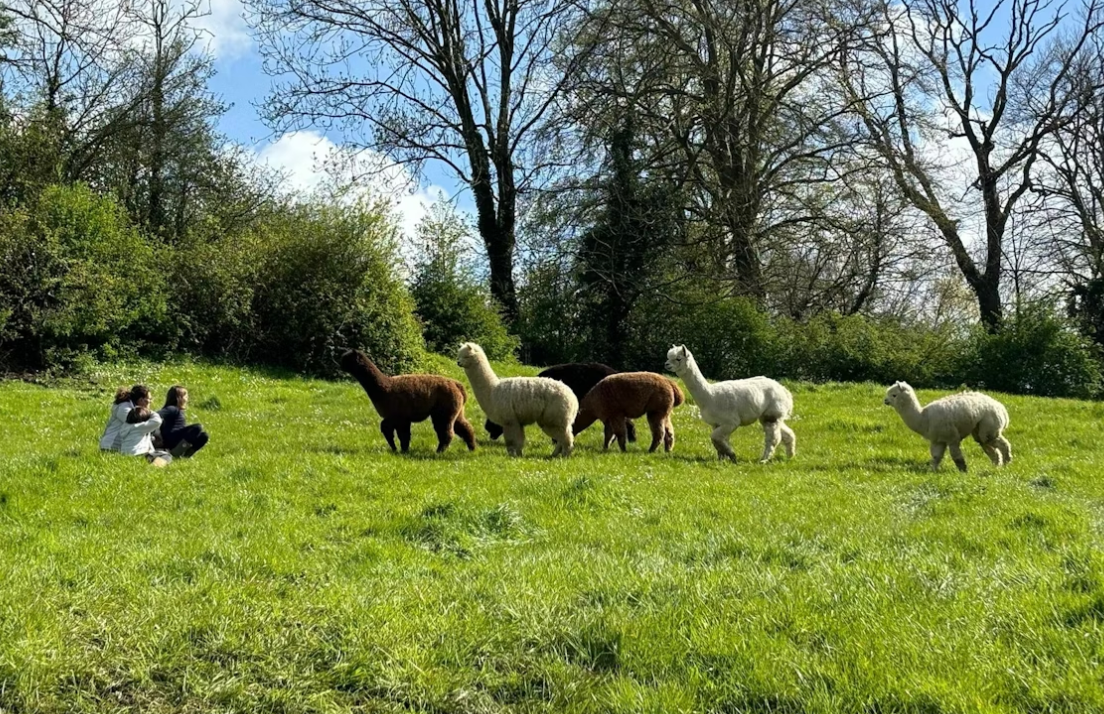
[2, 357, 1104, 713]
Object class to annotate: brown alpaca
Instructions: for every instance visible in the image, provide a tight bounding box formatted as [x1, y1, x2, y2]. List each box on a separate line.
[572, 372, 684, 452]
[340, 349, 476, 453]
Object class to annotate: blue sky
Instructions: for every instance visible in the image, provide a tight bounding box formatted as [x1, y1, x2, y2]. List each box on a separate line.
[197, 0, 471, 238]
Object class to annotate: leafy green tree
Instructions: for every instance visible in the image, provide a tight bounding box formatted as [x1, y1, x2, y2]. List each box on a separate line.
[410, 204, 518, 360]
[575, 117, 682, 366]
[0, 184, 167, 369]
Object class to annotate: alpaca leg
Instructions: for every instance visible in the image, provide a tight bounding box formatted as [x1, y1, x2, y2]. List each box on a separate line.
[454, 415, 477, 451]
[602, 422, 616, 450]
[503, 423, 525, 457]
[646, 413, 665, 453]
[431, 413, 454, 453]
[779, 422, 796, 458]
[539, 422, 566, 455]
[663, 416, 675, 452]
[379, 418, 398, 452]
[929, 442, 946, 471]
[711, 425, 737, 462]
[981, 441, 1002, 466]
[609, 416, 628, 452]
[626, 420, 638, 443]
[994, 435, 1012, 464]
[485, 419, 503, 440]
[948, 441, 967, 472]
[396, 421, 412, 453]
[557, 426, 574, 457]
[760, 419, 781, 463]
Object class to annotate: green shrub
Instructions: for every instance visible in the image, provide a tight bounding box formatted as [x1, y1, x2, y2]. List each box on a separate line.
[0, 184, 166, 370]
[169, 227, 260, 358]
[964, 306, 1103, 399]
[625, 292, 775, 377]
[774, 313, 962, 387]
[169, 199, 424, 375]
[410, 205, 517, 361]
[516, 260, 584, 367]
[250, 200, 424, 375]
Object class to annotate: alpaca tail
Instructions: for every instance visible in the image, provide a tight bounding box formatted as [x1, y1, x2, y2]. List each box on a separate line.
[454, 414, 477, 451]
[670, 380, 685, 407]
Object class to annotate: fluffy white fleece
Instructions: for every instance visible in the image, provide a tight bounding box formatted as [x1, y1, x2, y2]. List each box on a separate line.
[883, 381, 1012, 472]
[457, 342, 579, 457]
[664, 344, 795, 462]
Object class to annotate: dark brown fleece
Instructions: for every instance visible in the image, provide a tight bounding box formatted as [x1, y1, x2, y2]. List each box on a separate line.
[572, 372, 684, 453]
[340, 349, 476, 453]
[484, 362, 637, 442]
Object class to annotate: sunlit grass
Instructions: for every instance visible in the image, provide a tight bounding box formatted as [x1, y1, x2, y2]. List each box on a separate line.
[2, 355, 1103, 713]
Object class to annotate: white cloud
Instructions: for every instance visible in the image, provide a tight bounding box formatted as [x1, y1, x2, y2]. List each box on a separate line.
[254, 130, 454, 241]
[192, 0, 252, 60]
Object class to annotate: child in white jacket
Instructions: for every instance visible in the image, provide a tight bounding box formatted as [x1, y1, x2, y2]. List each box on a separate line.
[98, 385, 172, 465]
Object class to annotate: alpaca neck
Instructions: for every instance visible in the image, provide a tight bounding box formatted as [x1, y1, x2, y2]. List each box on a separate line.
[464, 355, 500, 409]
[894, 392, 926, 435]
[678, 356, 714, 407]
[572, 400, 598, 434]
[353, 357, 391, 402]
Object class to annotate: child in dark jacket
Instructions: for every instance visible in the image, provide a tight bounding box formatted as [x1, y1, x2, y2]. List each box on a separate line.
[157, 385, 210, 457]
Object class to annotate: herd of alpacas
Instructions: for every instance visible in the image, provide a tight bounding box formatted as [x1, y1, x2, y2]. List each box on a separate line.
[340, 343, 1013, 472]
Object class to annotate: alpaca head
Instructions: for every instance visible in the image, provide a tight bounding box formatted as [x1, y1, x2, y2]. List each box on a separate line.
[456, 342, 485, 369]
[340, 349, 368, 374]
[883, 381, 914, 407]
[665, 344, 691, 374]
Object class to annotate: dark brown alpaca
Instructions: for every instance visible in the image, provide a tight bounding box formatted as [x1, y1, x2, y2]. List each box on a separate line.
[572, 372, 684, 452]
[340, 349, 476, 453]
[484, 362, 637, 442]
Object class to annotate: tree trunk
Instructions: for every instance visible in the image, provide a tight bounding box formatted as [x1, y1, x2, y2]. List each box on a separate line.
[973, 274, 1003, 332]
[724, 199, 765, 301]
[478, 208, 518, 324]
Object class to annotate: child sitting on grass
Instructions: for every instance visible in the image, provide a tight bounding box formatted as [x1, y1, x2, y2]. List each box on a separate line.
[157, 385, 210, 458]
[124, 406, 173, 466]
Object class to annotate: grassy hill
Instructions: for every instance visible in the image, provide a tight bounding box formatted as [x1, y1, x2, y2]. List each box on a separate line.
[2, 357, 1103, 713]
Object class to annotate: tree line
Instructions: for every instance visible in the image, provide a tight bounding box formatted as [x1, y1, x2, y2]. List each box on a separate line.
[2, 0, 1104, 397]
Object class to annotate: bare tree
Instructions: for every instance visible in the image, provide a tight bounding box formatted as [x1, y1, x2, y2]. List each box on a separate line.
[559, 0, 871, 301]
[3, 0, 144, 181]
[247, 0, 591, 323]
[113, 0, 226, 240]
[1035, 34, 1104, 282]
[839, 0, 1104, 330]
[768, 165, 941, 318]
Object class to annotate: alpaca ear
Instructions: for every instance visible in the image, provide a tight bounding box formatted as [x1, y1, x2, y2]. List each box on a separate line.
[680, 346, 687, 357]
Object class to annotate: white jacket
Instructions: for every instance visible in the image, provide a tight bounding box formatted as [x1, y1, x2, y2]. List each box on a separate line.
[99, 402, 163, 455]
[99, 401, 133, 451]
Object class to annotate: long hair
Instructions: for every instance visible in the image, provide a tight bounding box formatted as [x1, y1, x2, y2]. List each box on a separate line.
[163, 385, 188, 409]
[114, 384, 150, 405]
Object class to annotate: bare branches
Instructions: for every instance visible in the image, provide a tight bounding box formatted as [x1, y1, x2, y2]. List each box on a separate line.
[247, 0, 585, 319]
[838, 0, 1104, 329]
[553, 0, 871, 300]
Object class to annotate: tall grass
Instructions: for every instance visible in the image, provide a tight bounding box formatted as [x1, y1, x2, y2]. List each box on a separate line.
[2, 357, 1103, 713]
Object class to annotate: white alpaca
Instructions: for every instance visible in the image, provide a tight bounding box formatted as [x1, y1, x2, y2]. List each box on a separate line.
[664, 345, 795, 462]
[883, 381, 1012, 472]
[457, 342, 579, 457]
